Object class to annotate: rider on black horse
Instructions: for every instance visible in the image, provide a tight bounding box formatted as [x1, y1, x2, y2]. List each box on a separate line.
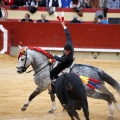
[49, 20, 74, 94]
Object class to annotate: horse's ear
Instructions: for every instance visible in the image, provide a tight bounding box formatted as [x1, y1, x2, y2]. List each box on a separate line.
[18, 45, 22, 49]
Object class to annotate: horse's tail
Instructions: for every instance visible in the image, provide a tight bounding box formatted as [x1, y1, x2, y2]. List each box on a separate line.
[98, 69, 120, 93]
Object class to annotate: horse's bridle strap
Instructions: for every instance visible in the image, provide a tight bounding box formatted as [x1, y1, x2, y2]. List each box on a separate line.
[33, 63, 50, 76]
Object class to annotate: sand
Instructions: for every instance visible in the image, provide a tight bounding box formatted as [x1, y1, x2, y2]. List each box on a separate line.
[0, 54, 120, 120]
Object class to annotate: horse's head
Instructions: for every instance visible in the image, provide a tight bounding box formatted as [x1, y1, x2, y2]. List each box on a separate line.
[16, 45, 31, 74]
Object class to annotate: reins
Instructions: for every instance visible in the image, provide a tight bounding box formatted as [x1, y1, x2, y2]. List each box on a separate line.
[33, 63, 50, 76]
[26, 62, 42, 74]
[26, 58, 50, 75]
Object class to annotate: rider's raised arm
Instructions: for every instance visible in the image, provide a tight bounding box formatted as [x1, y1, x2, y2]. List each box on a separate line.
[61, 21, 73, 46]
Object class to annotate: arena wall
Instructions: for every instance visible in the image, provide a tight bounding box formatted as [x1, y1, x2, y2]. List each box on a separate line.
[0, 6, 120, 60]
[0, 22, 120, 60]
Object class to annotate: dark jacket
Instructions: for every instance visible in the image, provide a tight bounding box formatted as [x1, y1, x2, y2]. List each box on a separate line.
[38, 0, 47, 7]
[53, 28, 74, 67]
[37, 19, 49, 22]
[50, 27, 74, 80]
[70, 18, 82, 23]
[21, 19, 33, 22]
[14, 0, 24, 6]
[51, 0, 59, 7]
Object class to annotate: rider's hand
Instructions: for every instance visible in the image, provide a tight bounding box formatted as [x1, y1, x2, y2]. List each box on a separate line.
[48, 59, 55, 63]
[49, 59, 52, 63]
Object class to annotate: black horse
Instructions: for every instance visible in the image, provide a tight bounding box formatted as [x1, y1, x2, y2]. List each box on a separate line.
[49, 63, 120, 119]
[55, 72, 90, 120]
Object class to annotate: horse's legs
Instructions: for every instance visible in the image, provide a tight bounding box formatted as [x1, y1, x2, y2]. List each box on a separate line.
[99, 85, 120, 116]
[21, 89, 41, 111]
[48, 94, 57, 113]
[91, 90, 114, 117]
[72, 110, 81, 120]
[81, 99, 90, 120]
[67, 110, 80, 120]
[107, 90, 120, 112]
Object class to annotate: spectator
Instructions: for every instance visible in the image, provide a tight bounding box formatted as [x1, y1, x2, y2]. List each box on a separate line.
[109, 0, 119, 8]
[34, 14, 49, 23]
[70, 0, 83, 17]
[0, 0, 4, 5]
[70, 14, 82, 23]
[48, 0, 62, 11]
[82, 0, 91, 8]
[38, 0, 48, 7]
[11, 0, 24, 9]
[61, 0, 71, 8]
[24, 0, 39, 14]
[90, 0, 99, 8]
[99, 0, 109, 18]
[99, 0, 109, 9]
[24, 0, 36, 6]
[94, 10, 104, 23]
[18, 14, 33, 22]
[14, 0, 24, 6]
[96, 15, 109, 24]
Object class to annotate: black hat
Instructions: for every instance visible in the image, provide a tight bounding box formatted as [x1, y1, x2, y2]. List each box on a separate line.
[98, 15, 103, 19]
[64, 44, 72, 51]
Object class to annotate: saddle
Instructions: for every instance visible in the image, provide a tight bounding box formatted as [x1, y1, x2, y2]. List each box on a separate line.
[51, 60, 75, 77]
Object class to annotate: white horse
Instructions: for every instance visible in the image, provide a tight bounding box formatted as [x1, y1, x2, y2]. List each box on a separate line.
[16, 46, 54, 111]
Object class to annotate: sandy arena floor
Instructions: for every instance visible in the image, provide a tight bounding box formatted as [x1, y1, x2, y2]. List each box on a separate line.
[0, 54, 120, 120]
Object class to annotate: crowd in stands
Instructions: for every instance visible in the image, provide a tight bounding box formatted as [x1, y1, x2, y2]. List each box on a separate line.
[0, 0, 120, 9]
[70, 14, 82, 23]
[0, 0, 120, 24]
[18, 13, 50, 23]
[18, 12, 109, 24]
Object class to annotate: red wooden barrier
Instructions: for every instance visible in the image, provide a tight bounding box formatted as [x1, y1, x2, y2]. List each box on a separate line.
[10, 22, 120, 49]
[0, 22, 120, 54]
[0, 22, 10, 54]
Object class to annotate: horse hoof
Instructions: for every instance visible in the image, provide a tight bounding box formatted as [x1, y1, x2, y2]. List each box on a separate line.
[48, 108, 56, 113]
[108, 115, 114, 120]
[21, 104, 28, 111]
[21, 107, 26, 111]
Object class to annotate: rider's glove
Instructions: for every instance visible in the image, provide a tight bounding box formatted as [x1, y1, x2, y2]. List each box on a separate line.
[48, 59, 55, 63]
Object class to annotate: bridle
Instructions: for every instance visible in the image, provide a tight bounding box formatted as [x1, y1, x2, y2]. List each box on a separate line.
[17, 48, 51, 76]
[17, 48, 28, 72]
[33, 63, 50, 76]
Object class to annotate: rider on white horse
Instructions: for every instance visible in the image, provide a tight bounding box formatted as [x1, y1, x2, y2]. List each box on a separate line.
[49, 20, 74, 94]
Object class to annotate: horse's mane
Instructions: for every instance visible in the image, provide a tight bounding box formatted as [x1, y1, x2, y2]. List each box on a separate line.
[28, 47, 53, 59]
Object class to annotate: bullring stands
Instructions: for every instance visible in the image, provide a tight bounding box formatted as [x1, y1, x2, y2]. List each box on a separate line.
[0, 6, 120, 23]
